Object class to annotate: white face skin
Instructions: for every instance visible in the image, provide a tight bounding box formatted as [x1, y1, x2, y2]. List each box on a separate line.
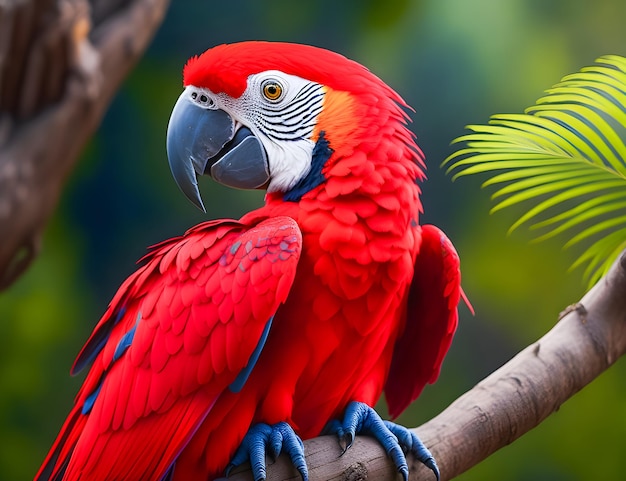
[186, 71, 326, 193]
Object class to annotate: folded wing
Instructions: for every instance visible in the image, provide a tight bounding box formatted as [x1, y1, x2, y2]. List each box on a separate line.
[36, 217, 302, 481]
[385, 224, 469, 418]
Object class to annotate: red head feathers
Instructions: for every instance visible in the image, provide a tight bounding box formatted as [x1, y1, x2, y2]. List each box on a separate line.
[183, 41, 406, 106]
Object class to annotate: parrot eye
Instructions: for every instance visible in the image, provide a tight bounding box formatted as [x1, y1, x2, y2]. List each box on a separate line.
[261, 79, 284, 102]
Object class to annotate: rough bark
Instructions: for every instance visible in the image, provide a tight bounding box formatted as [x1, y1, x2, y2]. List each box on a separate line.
[222, 248, 626, 481]
[0, 0, 169, 290]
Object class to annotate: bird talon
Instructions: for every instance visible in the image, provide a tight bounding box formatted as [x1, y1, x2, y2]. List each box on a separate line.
[326, 402, 439, 480]
[399, 465, 409, 481]
[227, 422, 307, 481]
[337, 432, 354, 456]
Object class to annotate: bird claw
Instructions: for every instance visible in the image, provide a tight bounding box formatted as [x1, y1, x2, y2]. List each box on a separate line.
[383, 420, 440, 480]
[226, 422, 308, 481]
[324, 419, 354, 454]
[325, 401, 440, 481]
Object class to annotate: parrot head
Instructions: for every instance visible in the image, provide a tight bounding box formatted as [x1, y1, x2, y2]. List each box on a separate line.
[166, 41, 420, 210]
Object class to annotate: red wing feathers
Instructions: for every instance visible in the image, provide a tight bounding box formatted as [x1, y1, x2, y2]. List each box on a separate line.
[384, 224, 467, 419]
[36, 217, 302, 481]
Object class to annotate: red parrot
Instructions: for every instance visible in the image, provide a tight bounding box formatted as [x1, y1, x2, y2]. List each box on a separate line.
[36, 41, 470, 481]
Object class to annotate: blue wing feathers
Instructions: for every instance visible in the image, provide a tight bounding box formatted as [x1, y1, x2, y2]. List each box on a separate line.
[229, 316, 274, 393]
[71, 307, 127, 375]
[81, 382, 103, 415]
[113, 314, 141, 362]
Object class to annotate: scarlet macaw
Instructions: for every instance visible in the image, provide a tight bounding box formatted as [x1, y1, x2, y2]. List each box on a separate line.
[36, 41, 469, 481]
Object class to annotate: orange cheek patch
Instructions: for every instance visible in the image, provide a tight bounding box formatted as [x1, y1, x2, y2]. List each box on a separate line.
[312, 88, 360, 147]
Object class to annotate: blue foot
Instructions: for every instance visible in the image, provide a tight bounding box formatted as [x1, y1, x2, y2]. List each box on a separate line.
[226, 422, 308, 481]
[324, 401, 440, 481]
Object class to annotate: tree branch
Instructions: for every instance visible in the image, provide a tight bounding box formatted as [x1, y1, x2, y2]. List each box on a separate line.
[222, 249, 626, 480]
[0, 0, 169, 290]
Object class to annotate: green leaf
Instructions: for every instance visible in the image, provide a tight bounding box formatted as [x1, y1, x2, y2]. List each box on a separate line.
[506, 181, 626, 234]
[532, 199, 626, 242]
[531, 191, 626, 230]
[444, 55, 626, 287]
[482, 164, 593, 188]
[571, 228, 626, 284]
[491, 176, 621, 213]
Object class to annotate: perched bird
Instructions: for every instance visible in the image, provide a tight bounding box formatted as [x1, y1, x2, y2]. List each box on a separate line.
[36, 41, 469, 481]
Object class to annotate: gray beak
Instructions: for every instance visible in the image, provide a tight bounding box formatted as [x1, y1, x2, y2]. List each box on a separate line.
[166, 89, 270, 211]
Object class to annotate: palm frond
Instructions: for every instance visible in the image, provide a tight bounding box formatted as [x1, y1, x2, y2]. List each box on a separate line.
[444, 55, 626, 286]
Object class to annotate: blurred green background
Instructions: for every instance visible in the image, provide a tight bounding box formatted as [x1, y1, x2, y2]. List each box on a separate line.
[2, 0, 626, 479]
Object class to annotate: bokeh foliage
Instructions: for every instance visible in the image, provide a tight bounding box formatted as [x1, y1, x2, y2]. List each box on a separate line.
[2, 1, 625, 479]
[445, 55, 626, 287]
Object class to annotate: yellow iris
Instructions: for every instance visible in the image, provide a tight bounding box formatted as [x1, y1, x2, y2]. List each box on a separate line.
[262, 80, 283, 101]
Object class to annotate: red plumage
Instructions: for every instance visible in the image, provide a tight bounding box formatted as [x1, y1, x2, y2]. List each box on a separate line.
[36, 42, 468, 481]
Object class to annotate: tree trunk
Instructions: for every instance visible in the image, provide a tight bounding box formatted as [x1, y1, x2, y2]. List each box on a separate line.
[0, 0, 169, 290]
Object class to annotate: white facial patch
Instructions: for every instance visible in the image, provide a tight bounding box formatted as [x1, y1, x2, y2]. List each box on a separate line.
[216, 71, 326, 193]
